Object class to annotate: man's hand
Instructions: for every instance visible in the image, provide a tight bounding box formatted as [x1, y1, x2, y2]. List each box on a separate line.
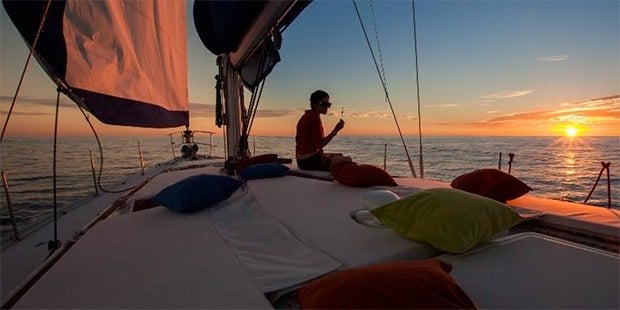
[334, 119, 345, 132]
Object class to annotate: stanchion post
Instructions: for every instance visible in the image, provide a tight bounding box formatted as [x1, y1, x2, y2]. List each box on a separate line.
[138, 141, 145, 175]
[498, 152, 502, 170]
[508, 153, 515, 174]
[584, 161, 611, 206]
[169, 135, 176, 160]
[1, 171, 21, 240]
[89, 151, 99, 195]
[384, 144, 387, 171]
[605, 162, 611, 208]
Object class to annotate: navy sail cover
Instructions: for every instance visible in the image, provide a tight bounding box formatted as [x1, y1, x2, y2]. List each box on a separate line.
[3, 0, 189, 128]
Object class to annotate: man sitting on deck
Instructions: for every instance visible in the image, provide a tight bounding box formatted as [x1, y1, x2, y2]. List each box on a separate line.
[295, 90, 349, 171]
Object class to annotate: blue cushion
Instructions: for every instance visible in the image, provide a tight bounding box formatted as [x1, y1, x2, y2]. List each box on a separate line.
[240, 163, 290, 180]
[152, 174, 242, 213]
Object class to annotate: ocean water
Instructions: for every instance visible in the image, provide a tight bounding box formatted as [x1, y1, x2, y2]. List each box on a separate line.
[1, 135, 618, 237]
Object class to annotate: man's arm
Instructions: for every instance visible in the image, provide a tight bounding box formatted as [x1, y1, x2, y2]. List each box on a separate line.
[321, 119, 345, 148]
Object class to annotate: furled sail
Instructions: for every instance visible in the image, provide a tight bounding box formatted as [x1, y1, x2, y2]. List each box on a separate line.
[3, 0, 189, 128]
[193, 0, 310, 89]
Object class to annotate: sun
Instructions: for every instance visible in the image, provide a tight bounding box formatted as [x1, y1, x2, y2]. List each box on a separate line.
[565, 126, 578, 137]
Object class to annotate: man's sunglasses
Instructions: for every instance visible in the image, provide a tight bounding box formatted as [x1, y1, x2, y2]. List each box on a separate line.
[320, 101, 332, 108]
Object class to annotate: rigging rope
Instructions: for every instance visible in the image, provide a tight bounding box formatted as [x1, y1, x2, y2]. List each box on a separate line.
[0, 0, 53, 144]
[245, 49, 269, 136]
[247, 78, 267, 135]
[74, 101, 135, 194]
[411, 0, 424, 178]
[239, 46, 269, 158]
[49, 89, 61, 254]
[368, 0, 389, 102]
[352, 0, 417, 178]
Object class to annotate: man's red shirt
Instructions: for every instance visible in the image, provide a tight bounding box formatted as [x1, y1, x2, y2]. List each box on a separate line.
[295, 110, 324, 157]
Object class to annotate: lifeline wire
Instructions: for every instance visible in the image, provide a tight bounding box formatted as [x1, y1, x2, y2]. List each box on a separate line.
[352, 0, 417, 178]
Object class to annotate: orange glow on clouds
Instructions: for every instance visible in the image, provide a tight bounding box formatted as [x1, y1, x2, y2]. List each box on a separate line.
[1, 95, 618, 137]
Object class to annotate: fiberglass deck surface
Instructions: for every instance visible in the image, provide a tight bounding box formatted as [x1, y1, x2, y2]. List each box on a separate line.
[13, 205, 272, 309]
[441, 232, 620, 309]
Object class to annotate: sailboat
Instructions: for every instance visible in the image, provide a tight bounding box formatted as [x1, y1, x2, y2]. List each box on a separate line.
[1, 0, 618, 308]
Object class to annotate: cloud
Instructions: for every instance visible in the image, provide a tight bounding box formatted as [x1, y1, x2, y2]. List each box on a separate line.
[425, 104, 458, 108]
[255, 109, 298, 118]
[539, 55, 570, 62]
[342, 109, 390, 119]
[0, 96, 418, 123]
[0, 95, 74, 108]
[482, 95, 619, 124]
[187, 102, 214, 118]
[189, 102, 298, 119]
[480, 89, 534, 100]
[434, 95, 620, 128]
[5, 111, 54, 116]
[559, 95, 620, 108]
[325, 107, 418, 120]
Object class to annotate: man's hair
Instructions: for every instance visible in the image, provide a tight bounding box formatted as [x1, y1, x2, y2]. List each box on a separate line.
[309, 90, 329, 105]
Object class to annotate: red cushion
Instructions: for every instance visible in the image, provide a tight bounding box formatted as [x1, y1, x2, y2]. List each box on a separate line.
[297, 259, 477, 309]
[235, 154, 278, 172]
[331, 162, 396, 187]
[451, 169, 532, 202]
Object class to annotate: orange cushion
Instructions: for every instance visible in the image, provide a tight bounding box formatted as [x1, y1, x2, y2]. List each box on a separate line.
[331, 162, 397, 187]
[296, 259, 477, 309]
[235, 154, 278, 172]
[451, 169, 532, 202]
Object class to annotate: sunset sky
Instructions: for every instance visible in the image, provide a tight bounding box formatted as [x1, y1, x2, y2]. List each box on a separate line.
[1, 0, 618, 137]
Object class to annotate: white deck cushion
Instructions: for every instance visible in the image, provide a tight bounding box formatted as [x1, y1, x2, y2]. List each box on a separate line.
[509, 195, 620, 237]
[247, 176, 440, 268]
[207, 190, 341, 292]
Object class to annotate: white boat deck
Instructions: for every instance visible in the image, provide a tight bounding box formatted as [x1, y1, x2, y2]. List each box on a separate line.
[2, 160, 618, 308]
[11, 199, 274, 309]
[442, 233, 619, 309]
[0, 160, 174, 303]
[290, 166, 620, 239]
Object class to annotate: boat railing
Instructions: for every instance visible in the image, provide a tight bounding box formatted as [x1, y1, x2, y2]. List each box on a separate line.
[584, 162, 612, 208]
[338, 140, 614, 209]
[168, 130, 217, 160]
[496, 152, 613, 209]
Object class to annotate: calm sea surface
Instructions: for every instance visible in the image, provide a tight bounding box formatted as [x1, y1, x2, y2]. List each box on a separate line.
[1, 135, 618, 236]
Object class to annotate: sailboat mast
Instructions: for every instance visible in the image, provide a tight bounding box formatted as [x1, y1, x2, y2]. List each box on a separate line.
[221, 55, 246, 167]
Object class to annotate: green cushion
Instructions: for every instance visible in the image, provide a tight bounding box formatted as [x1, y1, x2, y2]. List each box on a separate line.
[371, 188, 523, 253]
